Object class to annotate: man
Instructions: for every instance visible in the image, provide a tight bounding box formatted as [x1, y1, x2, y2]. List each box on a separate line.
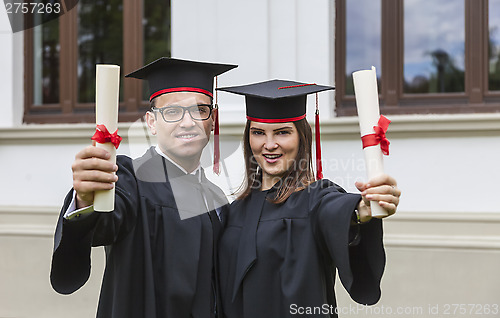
[50, 58, 237, 318]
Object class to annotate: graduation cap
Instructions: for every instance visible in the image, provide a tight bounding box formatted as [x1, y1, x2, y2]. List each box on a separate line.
[217, 79, 334, 179]
[125, 57, 237, 101]
[125, 57, 238, 174]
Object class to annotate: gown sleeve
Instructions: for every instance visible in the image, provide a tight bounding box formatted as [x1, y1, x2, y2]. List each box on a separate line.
[50, 155, 139, 294]
[313, 180, 385, 305]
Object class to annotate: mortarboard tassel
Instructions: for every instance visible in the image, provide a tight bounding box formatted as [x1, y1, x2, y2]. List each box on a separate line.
[315, 93, 323, 180]
[213, 76, 221, 175]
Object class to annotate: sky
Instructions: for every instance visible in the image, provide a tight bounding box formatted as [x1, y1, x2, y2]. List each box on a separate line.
[403, 0, 465, 83]
[345, 0, 381, 78]
[343, 0, 500, 83]
[490, 0, 500, 72]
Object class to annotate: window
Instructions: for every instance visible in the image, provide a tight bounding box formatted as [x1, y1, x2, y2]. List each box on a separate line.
[490, 0, 500, 90]
[335, 0, 500, 116]
[24, 0, 171, 124]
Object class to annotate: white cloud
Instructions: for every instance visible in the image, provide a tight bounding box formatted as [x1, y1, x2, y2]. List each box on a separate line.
[345, 0, 475, 79]
[345, 0, 381, 74]
[491, 0, 500, 45]
[404, 0, 465, 66]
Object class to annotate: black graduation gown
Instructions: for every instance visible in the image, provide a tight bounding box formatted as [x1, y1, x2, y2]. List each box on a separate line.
[218, 179, 385, 318]
[50, 147, 228, 318]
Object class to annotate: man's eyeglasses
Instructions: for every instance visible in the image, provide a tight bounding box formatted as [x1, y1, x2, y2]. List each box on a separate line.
[151, 104, 213, 123]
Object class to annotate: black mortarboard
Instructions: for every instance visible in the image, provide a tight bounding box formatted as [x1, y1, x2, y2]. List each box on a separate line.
[217, 79, 334, 123]
[217, 79, 334, 180]
[125, 57, 237, 101]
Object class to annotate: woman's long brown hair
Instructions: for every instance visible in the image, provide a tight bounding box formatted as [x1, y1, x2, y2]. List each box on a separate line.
[236, 118, 316, 204]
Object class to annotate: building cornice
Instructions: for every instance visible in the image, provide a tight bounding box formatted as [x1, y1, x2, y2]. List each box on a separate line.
[1, 113, 499, 143]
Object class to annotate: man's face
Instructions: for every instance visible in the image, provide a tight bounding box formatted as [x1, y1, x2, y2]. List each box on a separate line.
[146, 92, 214, 167]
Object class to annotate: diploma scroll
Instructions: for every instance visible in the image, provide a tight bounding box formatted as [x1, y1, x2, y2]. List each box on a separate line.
[352, 66, 388, 218]
[94, 64, 120, 212]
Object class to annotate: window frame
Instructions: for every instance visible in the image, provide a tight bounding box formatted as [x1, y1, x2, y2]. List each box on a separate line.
[24, 1, 152, 124]
[335, 0, 500, 116]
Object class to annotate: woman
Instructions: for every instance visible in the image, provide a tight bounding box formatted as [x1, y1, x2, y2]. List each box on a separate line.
[216, 80, 401, 318]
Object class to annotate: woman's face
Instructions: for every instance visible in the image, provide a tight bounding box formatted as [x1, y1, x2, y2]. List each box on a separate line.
[249, 121, 299, 183]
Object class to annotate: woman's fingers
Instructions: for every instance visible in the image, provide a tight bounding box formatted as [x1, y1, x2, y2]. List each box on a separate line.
[379, 201, 397, 215]
[355, 180, 369, 192]
[357, 200, 372, 223]
[365, 193, 399, 204]
[357, 174, 401, 219]
[363, 184, 400, 197]
[365, 174, 397, 188]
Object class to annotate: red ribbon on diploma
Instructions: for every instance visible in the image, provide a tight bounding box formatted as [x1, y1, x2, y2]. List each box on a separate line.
[91, 124, 122, 149]
[361, 115, 391, 155]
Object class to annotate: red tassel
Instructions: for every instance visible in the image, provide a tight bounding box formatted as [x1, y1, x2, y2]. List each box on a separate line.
[315, 93, 323, 180]
[213, 107, 220, 175]
[213, 77, 221, 175]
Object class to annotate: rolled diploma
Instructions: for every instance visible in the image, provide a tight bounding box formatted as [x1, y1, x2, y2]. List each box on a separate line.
[94, 64, 120, 212]
[352, 66, 388, 218]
